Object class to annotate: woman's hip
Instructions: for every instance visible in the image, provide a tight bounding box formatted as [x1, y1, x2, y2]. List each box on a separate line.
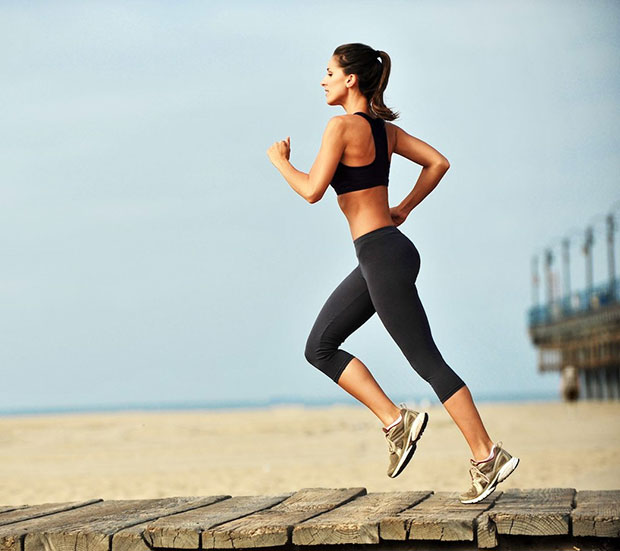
[353, 224, 420, 269]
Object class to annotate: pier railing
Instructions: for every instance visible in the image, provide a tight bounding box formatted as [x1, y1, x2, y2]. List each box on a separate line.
[527, 279, 620, 327]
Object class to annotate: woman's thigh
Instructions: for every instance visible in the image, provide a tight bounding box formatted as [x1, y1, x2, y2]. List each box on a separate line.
[306, 264, 376, 353]
[357, 232, 443, 368]
[358, 233, 464, 400]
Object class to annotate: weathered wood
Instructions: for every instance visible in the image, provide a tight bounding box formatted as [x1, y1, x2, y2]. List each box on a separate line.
[380, 491, 499, 542]
[19, 496, 229, 551]
[0, 501, 103, 551]
[202, 487, 366, 549]
[572, 489, 620, 537]
[487, 488, 575, 537]
[475, 511, 497, 548]
[140, 494, 292, 550]
[377, 492, 436, 541]
[0, 500, 101, 528]
[0, 507, 29, 517]
[0, 488, 618, 550]
[108, 522, 151, 551]
[292, 491, 431, 545]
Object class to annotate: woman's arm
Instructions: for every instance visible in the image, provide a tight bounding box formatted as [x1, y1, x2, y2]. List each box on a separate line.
[389, 124, 450, 217]
[267, 117, 346, 203]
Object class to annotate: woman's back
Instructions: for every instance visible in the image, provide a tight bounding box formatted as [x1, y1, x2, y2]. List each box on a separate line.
[329, 111, 390, 195]
[333, 112, 397, 240]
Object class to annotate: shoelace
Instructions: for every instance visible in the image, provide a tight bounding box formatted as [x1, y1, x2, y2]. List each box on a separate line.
[468, 465, 489, 487]
[385, 404, 412, 455]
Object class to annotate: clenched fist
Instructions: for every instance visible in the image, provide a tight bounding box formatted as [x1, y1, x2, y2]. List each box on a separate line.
[267, 136, 291, 166]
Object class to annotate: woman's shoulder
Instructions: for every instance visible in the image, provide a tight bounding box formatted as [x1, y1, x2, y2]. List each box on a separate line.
[325, 113, 388, 132]
[385, 120, 402, 132]
[384, 120, 401, 143]
[326, 113, 361, 126]
[323, 114, 349, 131]
[321, 114, 364, 139]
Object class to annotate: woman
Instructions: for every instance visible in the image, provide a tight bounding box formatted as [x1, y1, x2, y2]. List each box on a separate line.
[266, 42, 519, 504]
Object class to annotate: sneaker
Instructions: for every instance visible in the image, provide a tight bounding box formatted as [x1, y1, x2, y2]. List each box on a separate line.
[384, 403, 429, 478]
[459, 441, 520, 504]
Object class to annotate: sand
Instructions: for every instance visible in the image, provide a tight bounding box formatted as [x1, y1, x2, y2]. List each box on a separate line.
[1, 400, 619, 506]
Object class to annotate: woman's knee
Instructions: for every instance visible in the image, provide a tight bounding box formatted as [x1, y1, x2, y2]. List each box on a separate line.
[305, 326, 333, 367]
[304, 333, 320, 366]
[304, 332, 351, 382]
[305, 335, 335, 368]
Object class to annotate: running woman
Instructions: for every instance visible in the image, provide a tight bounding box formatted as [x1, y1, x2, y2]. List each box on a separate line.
[266, 42, 519, 504]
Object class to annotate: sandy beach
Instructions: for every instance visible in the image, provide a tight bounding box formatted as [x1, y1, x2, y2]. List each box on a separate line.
[1, 400, 619, 506]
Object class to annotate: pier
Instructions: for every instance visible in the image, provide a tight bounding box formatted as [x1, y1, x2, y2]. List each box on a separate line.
[1, 487, 618, 550]
[528, 204, 620, 401]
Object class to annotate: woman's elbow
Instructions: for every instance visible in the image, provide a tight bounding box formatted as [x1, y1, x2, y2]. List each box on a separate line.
[307, 192, 323, 204]
[437, 157, 450, 171]
[425, 158, 449, 172]
[306, 185, 326, 204]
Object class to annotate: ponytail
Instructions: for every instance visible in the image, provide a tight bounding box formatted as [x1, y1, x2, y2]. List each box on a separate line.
[333, 43, 399, 121]
[371, 50, 399, 121]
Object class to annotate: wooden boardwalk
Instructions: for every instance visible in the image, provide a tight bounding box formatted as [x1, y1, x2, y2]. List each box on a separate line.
[0, 488, 618, 550]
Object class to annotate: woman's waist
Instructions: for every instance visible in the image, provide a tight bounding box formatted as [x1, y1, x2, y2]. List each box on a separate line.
[353, 224, 400, 246]
[340, 203, 394, 242]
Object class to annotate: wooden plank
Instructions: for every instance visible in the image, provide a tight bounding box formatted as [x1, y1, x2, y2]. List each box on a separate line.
[202, 487, 366, 549]
[0, 508, 29, 517]
[487, 488, 575, 537]
[292, 491, 431, 545]
[19, 496, 228, 551]
[0, 501, 104, 551]
[380, 491, 499, 542]
[109, 523, 152, 551]
[476, 511, 497, 549]
[138, 494, 292, 550]
[572, 489, 620, 537]
[0, 501, 101, 528]
[363, 491, 433, 542]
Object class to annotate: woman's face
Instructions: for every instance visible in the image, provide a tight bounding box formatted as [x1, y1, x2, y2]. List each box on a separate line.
[320, 55, 351, 106]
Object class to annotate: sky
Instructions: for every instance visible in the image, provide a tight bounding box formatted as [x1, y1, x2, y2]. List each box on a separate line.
[1, 0, 618, 413]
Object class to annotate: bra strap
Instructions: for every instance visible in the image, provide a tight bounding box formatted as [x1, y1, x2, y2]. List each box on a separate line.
[354, 111, 373, 121]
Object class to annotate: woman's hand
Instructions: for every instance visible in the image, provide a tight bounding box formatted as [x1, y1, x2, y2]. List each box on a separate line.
[389, 205, 408, 227]
[267, 136, 291, 166]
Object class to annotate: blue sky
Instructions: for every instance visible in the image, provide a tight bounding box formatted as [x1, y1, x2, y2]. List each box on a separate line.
[1, 0, 618, 413]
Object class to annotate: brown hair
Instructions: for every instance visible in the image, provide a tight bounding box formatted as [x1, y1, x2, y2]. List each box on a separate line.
[332, 42, 399, 121]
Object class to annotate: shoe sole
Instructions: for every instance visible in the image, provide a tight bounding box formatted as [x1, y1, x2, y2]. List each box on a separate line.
[389, 411, 429, 478]
[459, 456, 520, 504]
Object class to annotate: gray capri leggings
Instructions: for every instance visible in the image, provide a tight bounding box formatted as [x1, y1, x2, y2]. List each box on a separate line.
[304, 224, 466, 404]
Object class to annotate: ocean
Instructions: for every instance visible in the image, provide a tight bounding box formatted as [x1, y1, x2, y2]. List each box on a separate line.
[0, 390, 559, 417]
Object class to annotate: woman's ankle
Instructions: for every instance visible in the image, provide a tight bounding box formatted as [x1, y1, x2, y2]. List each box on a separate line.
[379, 405, 402, 428]
[472, 441, 495, 463]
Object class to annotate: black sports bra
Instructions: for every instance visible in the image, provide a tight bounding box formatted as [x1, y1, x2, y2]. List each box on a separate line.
[329, 111, 390, 196]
